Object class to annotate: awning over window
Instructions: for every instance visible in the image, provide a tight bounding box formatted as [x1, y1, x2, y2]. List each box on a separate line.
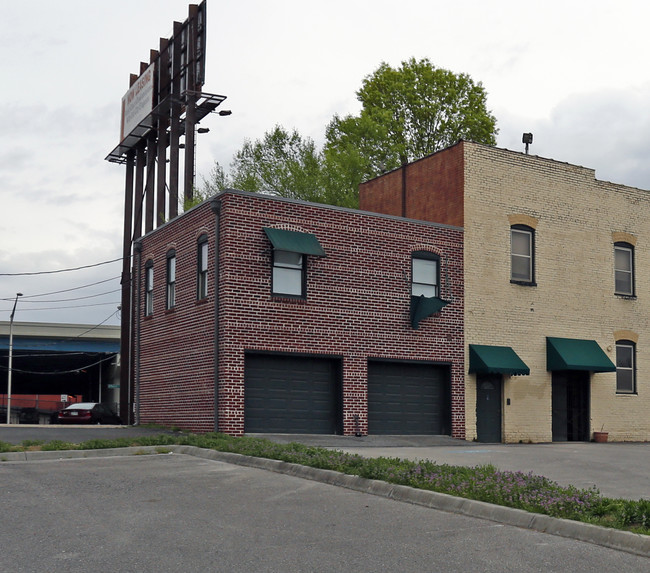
[263, 227, 326, 256]
[410, 295, 449, 329]
[546, 337, 616, 372]
[468, 344, 530, 376]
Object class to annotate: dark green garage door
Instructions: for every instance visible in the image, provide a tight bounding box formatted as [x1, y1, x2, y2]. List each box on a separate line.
[368, 361, 451, 435]
[244, 354, 342, 434]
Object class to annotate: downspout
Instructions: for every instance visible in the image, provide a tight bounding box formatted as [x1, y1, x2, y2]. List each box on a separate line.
[133, 239, 142, 425]
[400, 155, 408, 218]
[210, 198, 222, 432]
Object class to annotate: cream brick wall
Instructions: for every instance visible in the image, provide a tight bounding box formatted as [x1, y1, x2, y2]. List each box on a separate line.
[463, 142, 650, 442]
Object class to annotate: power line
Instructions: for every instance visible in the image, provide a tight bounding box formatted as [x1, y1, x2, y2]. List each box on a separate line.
[14, 288, 121, 304]
[2, 301, 121, 312]
[1, 276, 120, 300]
[0, 353, 118, 376]
[0, 257, 124, 277]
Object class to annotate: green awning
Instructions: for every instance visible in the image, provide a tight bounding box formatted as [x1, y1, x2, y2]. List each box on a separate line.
[546, 337, 616, 372]
[410, 295, 449, 329]
[263, 227, 326, 256]
[469, 344, 530, 376]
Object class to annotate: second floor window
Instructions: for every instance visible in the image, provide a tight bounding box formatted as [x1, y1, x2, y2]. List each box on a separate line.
[614, 242, 634, 296]
[272, 250, 305, 297]
[197, 235, 209, 300]
[145, 260, 154, 316]
[511, 225, 535, 284]
[166, 250, 176, 310]
[616, 341, 636, 394]
[411, 252, 439, 297]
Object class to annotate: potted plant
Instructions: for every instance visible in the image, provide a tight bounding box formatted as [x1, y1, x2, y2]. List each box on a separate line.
[593, 425, 608, 443]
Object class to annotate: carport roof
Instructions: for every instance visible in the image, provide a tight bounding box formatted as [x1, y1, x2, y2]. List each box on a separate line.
[0, 336, 119, 353]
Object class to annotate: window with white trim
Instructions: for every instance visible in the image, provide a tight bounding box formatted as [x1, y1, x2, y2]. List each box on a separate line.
[145, 260, 154, 316]
[614, 242, 634, 296]
[197, 234, 209, 300]
[511, 225, 535, 284]
[411, 252, 439, 297]
[616, 341, 636, 394]
[166, 250, 176, 310]
[272, 250, 305, 297]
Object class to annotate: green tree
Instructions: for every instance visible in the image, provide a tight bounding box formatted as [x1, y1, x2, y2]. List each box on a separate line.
[228, 125, 325, 203]
[324, 57, 498, 200]
[201, 59, 497, 208]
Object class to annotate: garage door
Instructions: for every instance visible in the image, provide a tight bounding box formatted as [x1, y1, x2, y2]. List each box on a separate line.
[244, 354, 341, 434]
[368, 361, 451, 435]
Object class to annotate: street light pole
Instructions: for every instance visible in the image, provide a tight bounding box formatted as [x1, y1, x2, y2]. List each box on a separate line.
[6, 293, 23, 425]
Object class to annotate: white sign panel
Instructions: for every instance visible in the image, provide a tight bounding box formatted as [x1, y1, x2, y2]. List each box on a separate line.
[120, 63, 155, 144]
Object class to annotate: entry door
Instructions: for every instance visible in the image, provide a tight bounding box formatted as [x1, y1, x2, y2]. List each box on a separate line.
[476, 374, 502, 443]
[552, 371, 590, 441]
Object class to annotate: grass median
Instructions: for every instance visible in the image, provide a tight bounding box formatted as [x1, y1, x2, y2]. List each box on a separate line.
[1, 432, 648, 535]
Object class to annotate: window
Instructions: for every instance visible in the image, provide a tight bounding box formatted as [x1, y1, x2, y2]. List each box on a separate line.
[145, 260, 154, 316]
[197, 234, 208, 300]
[166, 250, 176, 310]
[614, 242, 634, 296]
[272, 250, 305, 297]
[411, 252, 439, 297]
[511, 225, 535, 284]
[616, 341, 636, 393]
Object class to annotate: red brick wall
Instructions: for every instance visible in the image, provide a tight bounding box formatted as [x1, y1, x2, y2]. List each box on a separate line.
[136, 191, 465, 437]
[359, 142, 465, 227]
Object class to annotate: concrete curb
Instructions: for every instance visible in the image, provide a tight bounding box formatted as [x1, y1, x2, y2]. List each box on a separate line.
[2, 445, 648, 557]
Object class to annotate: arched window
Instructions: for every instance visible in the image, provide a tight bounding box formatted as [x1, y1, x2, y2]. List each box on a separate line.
[197, 234, 209, 300]
[144, 259, 154, 316]
[411, 251, 440, 297]
[166, 249, 176, 310]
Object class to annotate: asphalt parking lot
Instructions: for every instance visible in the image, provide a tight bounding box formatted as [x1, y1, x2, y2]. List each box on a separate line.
[2, 453, 648, 572]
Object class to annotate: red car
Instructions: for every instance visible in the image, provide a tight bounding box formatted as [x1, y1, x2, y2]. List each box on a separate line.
[57, 403, 123, 425]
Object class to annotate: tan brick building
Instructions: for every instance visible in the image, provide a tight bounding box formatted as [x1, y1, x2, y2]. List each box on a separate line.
[361, 140, 650, 443]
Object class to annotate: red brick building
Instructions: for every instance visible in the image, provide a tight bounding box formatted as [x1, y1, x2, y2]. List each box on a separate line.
[133, 190, 464, 436]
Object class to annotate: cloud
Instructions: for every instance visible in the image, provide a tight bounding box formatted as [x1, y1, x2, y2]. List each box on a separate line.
[496, 83, 650, 190]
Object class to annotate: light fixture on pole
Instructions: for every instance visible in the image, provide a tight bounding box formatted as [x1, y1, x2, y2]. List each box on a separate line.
[6, 292, 23, 425]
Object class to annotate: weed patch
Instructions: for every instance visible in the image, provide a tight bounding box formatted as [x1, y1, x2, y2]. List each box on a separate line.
[16, 431, 649, 536]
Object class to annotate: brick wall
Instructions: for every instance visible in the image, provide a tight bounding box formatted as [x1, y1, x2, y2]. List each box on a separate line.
[463, 142, 650, 442]
[361, 141, 650, 442]
[359, 143, 465, 227]
[135, 191, 465, 437]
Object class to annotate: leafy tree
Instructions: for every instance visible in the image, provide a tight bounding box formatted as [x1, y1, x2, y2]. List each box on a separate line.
[228, 125, 325, 203]
[201, 58, 498, 208]
[324, 57, 498, 199]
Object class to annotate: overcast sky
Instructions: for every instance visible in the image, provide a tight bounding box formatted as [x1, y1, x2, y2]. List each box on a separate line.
[1, 0, 649, 326]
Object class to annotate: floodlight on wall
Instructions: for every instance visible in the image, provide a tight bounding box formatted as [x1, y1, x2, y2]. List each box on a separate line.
[218, 110, 232, 116]
[197, 127, 210, 134]
[522, 133, 533, 154]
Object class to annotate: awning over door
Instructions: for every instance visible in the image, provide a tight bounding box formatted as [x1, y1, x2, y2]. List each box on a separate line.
[469, 344, 530, 376]
[263, 227, 325, 256]
[546, 337, 616, 372]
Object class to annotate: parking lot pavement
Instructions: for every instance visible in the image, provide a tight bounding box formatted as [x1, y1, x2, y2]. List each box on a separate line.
[1, 454, 648, 571]
[0, 424, 178, 445]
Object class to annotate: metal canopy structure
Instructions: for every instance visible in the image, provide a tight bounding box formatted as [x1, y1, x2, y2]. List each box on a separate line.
[105, 1, 227, 424]
[105, 91, 227, 164]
